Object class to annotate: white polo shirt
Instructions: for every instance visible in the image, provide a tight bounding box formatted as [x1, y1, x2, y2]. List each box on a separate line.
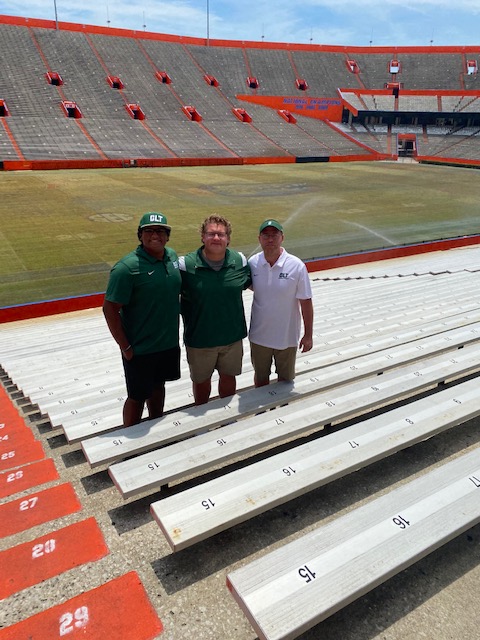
[248, 248, 313, 350]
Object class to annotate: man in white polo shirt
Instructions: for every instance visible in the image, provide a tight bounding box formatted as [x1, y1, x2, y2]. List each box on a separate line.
[248, 219, 314, 387]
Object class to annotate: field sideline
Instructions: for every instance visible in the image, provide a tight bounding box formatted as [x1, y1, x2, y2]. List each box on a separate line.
[1, 161, 479, 307]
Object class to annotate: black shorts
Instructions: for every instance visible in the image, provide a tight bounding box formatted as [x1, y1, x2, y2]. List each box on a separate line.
[122, 346, 181, 402]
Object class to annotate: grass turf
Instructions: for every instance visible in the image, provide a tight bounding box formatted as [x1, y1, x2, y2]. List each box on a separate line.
[1, 161, 479, 307]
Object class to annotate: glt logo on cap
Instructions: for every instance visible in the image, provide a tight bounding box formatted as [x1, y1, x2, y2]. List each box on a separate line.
[139, 212, 171, 231]
[259, 219, 283, 233]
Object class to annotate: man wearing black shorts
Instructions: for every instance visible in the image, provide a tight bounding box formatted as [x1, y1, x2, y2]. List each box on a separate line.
[103, 212, 181, 426]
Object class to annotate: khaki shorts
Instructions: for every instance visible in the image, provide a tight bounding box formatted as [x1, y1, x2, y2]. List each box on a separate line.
[250, 342, 297, 383]
[186, 341, 244, 383]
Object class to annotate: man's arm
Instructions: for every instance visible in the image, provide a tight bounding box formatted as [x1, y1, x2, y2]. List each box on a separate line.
[299, 298, 314, 353]
[102, 299, 134, 360]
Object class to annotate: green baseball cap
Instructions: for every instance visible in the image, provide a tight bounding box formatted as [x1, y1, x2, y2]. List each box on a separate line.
[259, 219, 283, 233]
[138, 212, 171, 231]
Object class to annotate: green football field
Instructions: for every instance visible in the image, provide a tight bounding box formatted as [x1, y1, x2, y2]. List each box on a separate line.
[1, 161, 480, 307]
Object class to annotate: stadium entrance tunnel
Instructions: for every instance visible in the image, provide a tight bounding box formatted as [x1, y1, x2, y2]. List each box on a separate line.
[278, 109, 297, 124]
[61, 101, 82, 118]
[204, 74, 219, 87]
[233, 108, 252, 123]
[182, 105, 202, 122]
[126, 104, 146, 120]
[46, 71, 63, 86]
[296, 156, 330, 163]
[107, 76, 124, 90]
[398, 134, 417, 157]
[156, 71, 172, 84]
[0, 99, 10, 117]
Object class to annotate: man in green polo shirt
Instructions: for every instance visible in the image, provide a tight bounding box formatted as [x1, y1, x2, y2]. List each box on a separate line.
[179, 214, 251, 405]
[103, 212, 181, 426]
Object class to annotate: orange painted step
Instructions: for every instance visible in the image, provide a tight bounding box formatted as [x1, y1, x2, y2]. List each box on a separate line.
[0, 517, 109, 599]
[0, 413, 31, 440]
[0, 387, 22, 416]
[0, 483, 81, 538]
[0, 440, 45, 472]
[0, 422, 36, 443]
[0, 427, 36, 449]
[0, 458, 59, 499]
[0, 570, 163, 639]
[0, 408, 36, 441]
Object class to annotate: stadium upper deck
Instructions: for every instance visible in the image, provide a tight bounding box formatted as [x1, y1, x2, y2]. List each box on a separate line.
[1, 14, 480, 170]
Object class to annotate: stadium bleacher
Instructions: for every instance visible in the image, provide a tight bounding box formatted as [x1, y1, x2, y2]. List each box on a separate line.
[2, 17, 480, 167]
[2, 244, 480, 639]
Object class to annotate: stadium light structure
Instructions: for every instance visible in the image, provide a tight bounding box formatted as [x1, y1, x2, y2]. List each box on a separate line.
[206, 0, 210, 45]
[53, 0, 59, 29]
[206, 0, 210, 46]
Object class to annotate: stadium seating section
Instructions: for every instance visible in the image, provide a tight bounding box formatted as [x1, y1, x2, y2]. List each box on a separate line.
[2, 16, 480, 169]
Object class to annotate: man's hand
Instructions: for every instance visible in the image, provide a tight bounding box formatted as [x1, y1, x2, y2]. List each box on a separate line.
[299, 335, 313, 353]
[122, 345, 134, 361]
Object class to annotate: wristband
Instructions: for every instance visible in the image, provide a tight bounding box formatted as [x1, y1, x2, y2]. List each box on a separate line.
[122, 345, 132, 354]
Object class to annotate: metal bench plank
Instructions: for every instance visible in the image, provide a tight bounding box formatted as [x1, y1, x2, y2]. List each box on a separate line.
[152, 376, 480, 550]
[83, 325, 480, 466]
[64, 310, 480, 441]
[226, 446, 480, 640]
[50, 306, 477, 430]
[108, 343, 480, 498]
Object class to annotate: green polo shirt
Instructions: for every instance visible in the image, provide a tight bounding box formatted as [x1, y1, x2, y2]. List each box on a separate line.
[179, 248, 251, 348]
[105, 245, 181, 355]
